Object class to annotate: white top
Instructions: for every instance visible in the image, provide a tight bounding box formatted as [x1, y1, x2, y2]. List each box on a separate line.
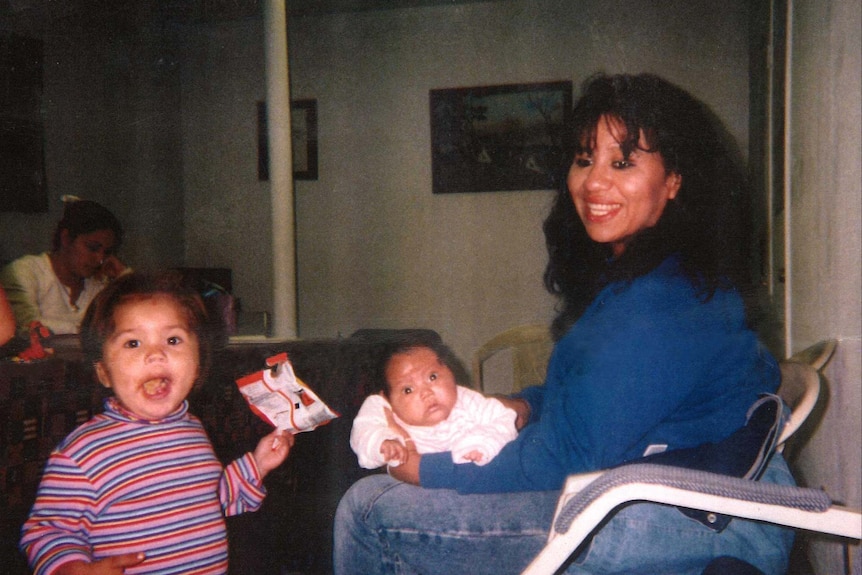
[350, 385, 518, 469]
[0, 253, 109, 336]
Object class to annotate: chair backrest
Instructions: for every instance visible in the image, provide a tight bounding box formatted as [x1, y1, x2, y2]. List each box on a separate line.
[471, 324, 553, 392]
[776, 339, 838, 448]
[776, 360, 820, 448]
[788, 338, 837, 371]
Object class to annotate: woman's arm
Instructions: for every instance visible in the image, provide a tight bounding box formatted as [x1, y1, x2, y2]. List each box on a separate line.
[0, 260, 41, 338]
[418, 267, 762, 493]
[387, 445, 421, 484]
[0, 285, 15, 346]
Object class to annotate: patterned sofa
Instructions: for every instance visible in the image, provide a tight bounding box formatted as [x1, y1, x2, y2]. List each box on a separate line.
[1, 329, 449, 575]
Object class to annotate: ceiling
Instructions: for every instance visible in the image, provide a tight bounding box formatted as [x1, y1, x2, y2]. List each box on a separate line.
[0, 0, 490, 33]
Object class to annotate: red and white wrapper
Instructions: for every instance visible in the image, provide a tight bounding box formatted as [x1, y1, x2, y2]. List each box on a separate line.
[236, 352, 339, 433]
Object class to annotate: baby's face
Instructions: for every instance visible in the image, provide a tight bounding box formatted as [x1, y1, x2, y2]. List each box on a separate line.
[95, 295, 199, 421]
[385, 347, 458, 427]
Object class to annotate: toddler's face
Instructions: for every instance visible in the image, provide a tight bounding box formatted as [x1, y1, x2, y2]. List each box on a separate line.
[95, 295, 199, 421]
[385, 347, 458, 427]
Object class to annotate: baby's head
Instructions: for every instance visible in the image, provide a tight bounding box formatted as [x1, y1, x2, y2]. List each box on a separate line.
[373, 333, 461, 427]
[81, 271, 214, 421]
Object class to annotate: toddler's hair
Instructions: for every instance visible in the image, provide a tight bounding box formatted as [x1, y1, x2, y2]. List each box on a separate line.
[370, 331, 463, 398]
[80, 271, 215, 384]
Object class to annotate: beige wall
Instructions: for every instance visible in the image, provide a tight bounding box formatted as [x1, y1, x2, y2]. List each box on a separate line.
[225, 0, 750, 365]
[179, 21, 273, 318]
[0, 20, 185, 271]
[1, 1, 752, 366]
[785, 0, 862, 571]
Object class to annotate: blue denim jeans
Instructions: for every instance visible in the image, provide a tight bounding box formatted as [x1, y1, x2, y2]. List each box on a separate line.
[333, 455, 795, 575]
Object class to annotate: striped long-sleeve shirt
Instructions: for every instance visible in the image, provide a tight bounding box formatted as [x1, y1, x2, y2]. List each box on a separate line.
[20, 398, 267, 575]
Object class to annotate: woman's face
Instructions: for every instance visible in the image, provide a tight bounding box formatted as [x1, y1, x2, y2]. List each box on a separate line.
[567, 116, 681, 256]
[60, 228, 117, 279]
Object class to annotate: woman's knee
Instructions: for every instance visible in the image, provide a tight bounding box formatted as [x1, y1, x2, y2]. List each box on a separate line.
[336, 474, 398, 525]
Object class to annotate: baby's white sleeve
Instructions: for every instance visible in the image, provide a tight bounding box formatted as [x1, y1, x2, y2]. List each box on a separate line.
[349, 394, 404, 469]
[449, 389, 518, 466]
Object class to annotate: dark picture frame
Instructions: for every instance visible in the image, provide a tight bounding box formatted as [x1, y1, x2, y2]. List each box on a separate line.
[430, 81, 572, 194]
[257, 98, 318, 181]
[1, 34, 48, 213]
[289, 99, 318, 180]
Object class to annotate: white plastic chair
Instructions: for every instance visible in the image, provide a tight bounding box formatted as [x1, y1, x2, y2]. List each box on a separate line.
[788, 338, 837, 371]
[522, 464, 861, 575]
[775, 360, 820, 448]
[776, 338, 837, 452]
[471, 324, 553, 392]
[522, 340, 859, 575]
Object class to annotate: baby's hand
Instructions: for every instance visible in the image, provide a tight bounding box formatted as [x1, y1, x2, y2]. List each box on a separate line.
[253, 429, 294, 478]
[380, 438, 408, 463]
[55, 553, 145, 574]
[462, 449, 484, 463]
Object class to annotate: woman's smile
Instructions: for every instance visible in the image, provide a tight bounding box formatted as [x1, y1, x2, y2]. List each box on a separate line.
[567, 116, 681, 256]
[583, 200, 622, 220]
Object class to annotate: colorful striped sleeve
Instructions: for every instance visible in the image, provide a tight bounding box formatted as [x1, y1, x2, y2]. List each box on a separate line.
[220, 452, 267, 516]
[20, 452, 97, 575]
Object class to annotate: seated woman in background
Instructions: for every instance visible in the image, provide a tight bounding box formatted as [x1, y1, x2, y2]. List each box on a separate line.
[333, 73, 794, 575]
[0, 196, 127, 338]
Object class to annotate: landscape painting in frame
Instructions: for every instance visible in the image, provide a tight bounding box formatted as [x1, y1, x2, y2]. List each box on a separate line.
[430, 81, 572, 194]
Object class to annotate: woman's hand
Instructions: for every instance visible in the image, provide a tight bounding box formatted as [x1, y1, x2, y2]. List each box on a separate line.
[97, 255, 128, 281]
[253, 428, 294, 478]
[54, 553, 146, 574]
[491, 395, 531, 430]
[386, 442, 421, 484]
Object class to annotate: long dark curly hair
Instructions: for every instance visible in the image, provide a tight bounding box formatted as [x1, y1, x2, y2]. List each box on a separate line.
[543, 73, 753, 341]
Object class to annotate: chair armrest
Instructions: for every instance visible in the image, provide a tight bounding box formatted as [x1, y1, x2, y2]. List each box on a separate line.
[522, 463, 861, 575]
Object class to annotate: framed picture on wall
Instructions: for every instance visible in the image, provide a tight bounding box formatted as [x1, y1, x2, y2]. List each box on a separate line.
[289, 99, 318, 180]
[257, 99, 318, 181]
[430, 81, 572, 194]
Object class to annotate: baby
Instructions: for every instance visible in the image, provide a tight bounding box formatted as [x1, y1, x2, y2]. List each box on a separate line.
[20, 271, 293, 575]
[350, 333, 517, 469]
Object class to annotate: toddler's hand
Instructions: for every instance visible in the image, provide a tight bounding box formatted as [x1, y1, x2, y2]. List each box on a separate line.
[253, 429, 294, 478]
[55, 553, 145, 574]
[380, 438, 408, 464]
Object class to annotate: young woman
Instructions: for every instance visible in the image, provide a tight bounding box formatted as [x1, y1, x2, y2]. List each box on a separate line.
[333, 73, 794, 575]
[0, 197, 127, 337]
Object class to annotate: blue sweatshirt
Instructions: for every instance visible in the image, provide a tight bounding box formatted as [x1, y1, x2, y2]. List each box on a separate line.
[421, 256, 779, 493]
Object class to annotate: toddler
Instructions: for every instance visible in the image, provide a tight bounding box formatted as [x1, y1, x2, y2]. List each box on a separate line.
[20, 271, 293, 575]
[350, 333, 517, 469]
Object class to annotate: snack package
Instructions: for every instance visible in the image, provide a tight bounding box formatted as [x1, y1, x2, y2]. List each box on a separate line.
[236, 352, 339, 433]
